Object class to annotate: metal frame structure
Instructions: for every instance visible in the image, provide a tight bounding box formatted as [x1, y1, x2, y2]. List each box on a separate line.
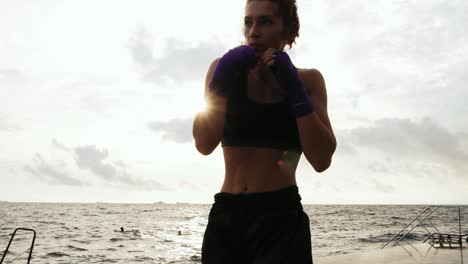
[381, 206, 467, 249]
[0, 228, 36, 264]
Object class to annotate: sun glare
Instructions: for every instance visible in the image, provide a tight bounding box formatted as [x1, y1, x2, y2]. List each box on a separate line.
[184, 92, 208, 114]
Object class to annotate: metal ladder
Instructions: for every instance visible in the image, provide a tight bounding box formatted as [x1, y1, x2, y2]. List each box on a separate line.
[0, 228, 36, 264]
[381, 206, 467, 249]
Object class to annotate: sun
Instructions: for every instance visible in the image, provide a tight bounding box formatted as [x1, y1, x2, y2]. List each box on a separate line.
[180, 88, 208, 115]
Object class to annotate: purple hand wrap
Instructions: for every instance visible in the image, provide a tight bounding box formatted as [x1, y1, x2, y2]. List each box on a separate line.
[209, 45, 257, 97]
[272, 51, 314, 118]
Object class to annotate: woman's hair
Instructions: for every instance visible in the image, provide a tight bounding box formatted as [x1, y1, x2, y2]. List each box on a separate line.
[246, 0, 300, 49]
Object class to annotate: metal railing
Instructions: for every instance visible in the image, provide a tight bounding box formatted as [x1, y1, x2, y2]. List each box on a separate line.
[424, 232, 468, 248]
[381, 206, 467, 249]
[0, 228, 36, 264]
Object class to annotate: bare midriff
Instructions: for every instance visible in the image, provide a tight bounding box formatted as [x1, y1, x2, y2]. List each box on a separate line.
[220, 146, 300, 194]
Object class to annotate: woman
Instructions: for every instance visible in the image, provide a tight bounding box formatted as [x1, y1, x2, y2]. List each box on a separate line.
[193, 0, 336, 263]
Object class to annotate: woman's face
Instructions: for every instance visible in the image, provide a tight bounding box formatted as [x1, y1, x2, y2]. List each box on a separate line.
[244, 0, 288, 55]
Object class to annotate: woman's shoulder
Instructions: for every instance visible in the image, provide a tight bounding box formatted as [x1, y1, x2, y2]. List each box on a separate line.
[297, 68, 323, 80]
[210, 57, 221, 68]
[205, 58, 222, 81]
[297, 68, 326, 96]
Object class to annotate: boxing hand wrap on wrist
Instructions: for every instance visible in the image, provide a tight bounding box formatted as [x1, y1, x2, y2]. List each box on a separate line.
[272, 51, 314, 118]
[209, 45, 257, 97]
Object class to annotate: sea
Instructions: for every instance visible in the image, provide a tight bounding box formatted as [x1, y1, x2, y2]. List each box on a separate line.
[1, 202, 467, 263]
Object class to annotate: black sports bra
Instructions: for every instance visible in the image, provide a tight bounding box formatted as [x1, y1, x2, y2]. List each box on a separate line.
[221, 70, 302, 153]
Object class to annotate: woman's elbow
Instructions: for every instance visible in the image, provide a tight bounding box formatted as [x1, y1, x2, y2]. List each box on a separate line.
[195, 140, 216, 156]
[312, 157, 332, 173]
[304, 152, 334, 173]
[314, 141, 337, 172]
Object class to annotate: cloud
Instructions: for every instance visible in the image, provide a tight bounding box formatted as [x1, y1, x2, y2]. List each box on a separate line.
[113, 160, 126, 169]
[341, 117, 468, 177]
[51, 138, 71, 152]
[148, 117, 194, 143]
[26, 140, 170, 191]
[0, 116, 19, 132]
[336, 137, 359, 156]
[325, 0, 468, 131]
[0, 118, 10, 131]
[368, 161, 390, 174]
[369, 177, 395, 193]
[128, 27, 156, 68]
[178, 179, 201, 191]
[129, 28, 226, 84]
[74, 146, 117, 179]
[24, 153, 88, 186]
[0, 68, 23, 83]
[328, 0, 467, 64]
[74, 145, 170, 191]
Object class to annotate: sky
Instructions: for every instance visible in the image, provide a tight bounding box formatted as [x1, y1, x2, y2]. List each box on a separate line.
[1, 0, 467, 204]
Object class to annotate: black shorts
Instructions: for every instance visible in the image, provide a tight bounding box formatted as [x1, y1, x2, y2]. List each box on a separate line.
[201, 185, 313, 264]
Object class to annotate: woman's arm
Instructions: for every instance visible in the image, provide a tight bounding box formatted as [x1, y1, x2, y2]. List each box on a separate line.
[193, 46, 257, 155]
[192, 58, 226, 155]
[297, 69, 336, 172]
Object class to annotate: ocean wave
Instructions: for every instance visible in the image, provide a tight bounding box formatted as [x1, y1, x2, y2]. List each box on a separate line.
[45, 251, 70, 257]
[325, 249, 351, 256]
[72, 239, 91, 244]
[104, 211, 122, 215]
[189, 255, 201, 261]
[66, 245, 88, 251]
[3, 203, 464, 263]
[133, 255, 156, 262]
[83, 214, 98, 217]
[357, 232, 428, 243]
[128, 250, 145, 253]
